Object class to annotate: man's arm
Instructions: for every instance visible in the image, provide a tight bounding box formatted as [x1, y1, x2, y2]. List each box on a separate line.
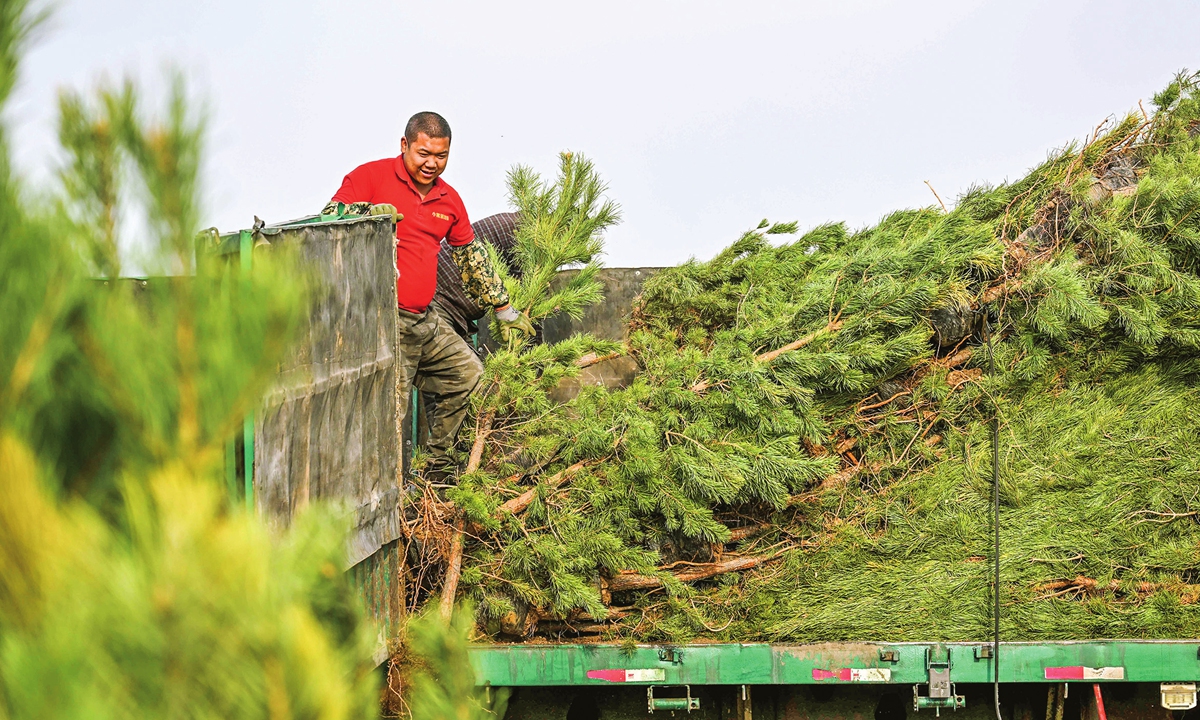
[320, 199, 400, 227]
[449, 239, 510, 309]
[320, 200, 373, 216]
[449, 239, 535, 344]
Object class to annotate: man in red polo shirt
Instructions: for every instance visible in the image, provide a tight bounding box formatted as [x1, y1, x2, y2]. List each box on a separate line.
[322, 111, 533, 478]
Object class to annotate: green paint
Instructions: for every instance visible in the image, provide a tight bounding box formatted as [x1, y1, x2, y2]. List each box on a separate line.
[282, 213, 380, 227]
[213, 215, 385, 256]
[467, 641, 1200, 687]
[239, 229, 254, 511]
[238, 229, 251, 272]
[243, 412, 254, 511]
[649, 697, 697, 711]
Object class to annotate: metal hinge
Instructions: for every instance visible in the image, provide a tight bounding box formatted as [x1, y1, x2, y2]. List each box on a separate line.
[647, 685, 700, 713]
[914, 646, 966, 716]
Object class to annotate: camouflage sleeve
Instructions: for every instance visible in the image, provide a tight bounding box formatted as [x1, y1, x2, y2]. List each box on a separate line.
[450, 239, 511, 309]
[320, 200, 373, 216]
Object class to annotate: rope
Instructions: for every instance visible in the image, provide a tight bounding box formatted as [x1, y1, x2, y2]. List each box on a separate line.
[984, 314, 1003, 720]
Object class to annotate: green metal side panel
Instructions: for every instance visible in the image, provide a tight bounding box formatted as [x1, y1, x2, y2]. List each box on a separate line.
[238, 229, 255, 511]
[213, 213, 405, 662]
[468, 641, 1200, 687]
[350, 539, 406, 641]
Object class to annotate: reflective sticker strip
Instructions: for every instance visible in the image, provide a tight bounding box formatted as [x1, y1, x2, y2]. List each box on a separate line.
[812, 668, 892, 682]
[1044, 667, 1126, 681]
[586, 668, 666, 683]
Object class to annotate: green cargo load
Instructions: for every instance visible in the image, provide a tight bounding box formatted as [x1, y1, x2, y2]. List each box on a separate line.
[401, 72, 1200, 645]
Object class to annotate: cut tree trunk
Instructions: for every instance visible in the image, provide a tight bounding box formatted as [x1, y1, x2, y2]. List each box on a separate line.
[498, 460, 589, 516]
[605, 555, 772, 593]
[575, 351, 624, 368]
[756, 319, 844, 364]
[438, 517, 465, 620]
[693, 319, 844, 392]
[726, 524, 768, 543]
[439, 412, 492, 619]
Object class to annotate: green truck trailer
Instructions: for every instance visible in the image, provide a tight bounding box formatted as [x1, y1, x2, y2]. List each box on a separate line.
[212, 214, 1200, 720]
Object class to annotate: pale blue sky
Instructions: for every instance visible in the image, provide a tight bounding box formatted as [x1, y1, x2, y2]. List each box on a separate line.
[10, 1, 1199, 268]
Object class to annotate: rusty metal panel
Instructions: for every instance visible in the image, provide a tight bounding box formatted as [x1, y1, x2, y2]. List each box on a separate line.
[352, 539, 406, 644]
[253, 216, 403, 566]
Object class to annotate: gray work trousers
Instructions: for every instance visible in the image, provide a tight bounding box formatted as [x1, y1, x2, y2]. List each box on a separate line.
[397, 301, 484, 467]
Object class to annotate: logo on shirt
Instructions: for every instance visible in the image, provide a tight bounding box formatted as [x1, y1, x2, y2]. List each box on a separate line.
[432, 211, 451, 221]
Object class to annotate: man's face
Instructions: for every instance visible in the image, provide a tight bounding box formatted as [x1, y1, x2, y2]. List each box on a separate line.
[400, 133, 450, 188]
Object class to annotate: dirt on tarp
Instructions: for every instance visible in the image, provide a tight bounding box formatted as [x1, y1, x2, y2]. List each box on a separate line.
[254, 216, 404, 566]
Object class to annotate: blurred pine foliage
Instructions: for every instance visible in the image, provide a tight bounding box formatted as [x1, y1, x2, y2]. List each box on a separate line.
[0, 1, 384, 717]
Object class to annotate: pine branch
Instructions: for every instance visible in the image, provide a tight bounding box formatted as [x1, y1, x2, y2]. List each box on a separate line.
[466, 412, 493, 474]
[756, 319, 843, 364]
[438, 517, 465, 621]
[575, 350, 624, 368]
[725, 524, 769, 543]
[817, 463, 860, 491]
[980, 278, 1022, 304]
[604, 554, 777, 593]
[858, 391, 909, 412]
[691, 319, 844, 393]
[440, 412, 492, 620]
[497, 459, 591, 516]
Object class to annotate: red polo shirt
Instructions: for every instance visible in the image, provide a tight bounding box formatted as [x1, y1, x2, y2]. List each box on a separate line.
[331, 157, 475, 313]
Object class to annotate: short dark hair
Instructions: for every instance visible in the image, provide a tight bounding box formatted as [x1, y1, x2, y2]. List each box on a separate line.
[405, 111, 451, 144]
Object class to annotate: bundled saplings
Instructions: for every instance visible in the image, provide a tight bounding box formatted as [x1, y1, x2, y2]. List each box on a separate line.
[418, 73, 1200, 643]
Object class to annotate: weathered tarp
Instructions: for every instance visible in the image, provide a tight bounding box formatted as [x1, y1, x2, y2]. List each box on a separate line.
[475, 267, 664, 350]
[541, 267, 663, 343]
[253, 216, 401, 566]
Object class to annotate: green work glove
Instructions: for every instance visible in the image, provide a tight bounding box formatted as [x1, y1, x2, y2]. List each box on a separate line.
[495, 305, 535, 346]
[367, 202, 402, 225]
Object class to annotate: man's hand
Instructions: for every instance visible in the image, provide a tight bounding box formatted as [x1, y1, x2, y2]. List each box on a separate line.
[367, 203, 402, 225]
[495, 304, 534, 346]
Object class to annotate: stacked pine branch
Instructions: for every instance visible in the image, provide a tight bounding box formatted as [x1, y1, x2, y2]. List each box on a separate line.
[410, 74, 1200, 643]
